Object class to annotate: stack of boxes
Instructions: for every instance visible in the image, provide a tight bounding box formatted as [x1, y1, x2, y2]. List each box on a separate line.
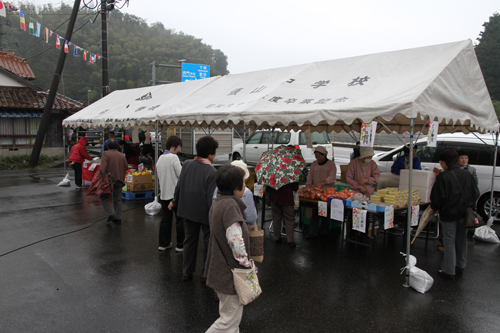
[125, 173, 153, 192]
[371, 187, 421, 207]
[399, 170, 435, 203]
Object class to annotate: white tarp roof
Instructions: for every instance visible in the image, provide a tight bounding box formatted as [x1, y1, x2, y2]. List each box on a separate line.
[63, 39, 498, 134]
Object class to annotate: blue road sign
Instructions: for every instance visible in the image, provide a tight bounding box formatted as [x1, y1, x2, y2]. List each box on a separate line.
[181, 63, 210, 82]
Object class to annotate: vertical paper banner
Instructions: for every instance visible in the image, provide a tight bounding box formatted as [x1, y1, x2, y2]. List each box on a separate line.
[411, 205, 420, 227]
[360, 121, 377, 147]
[384, 205, 395, 230]
[318, 201, 328, 217]
[352, 208, 367, 233]
[253, 184, 264, 197]
[427, 121, 439, 147]
[331, 198, 344, 221]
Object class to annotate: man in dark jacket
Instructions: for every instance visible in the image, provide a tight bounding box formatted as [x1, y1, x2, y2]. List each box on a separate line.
[430, 148, 479, 279]
[170, 136, 219, 282]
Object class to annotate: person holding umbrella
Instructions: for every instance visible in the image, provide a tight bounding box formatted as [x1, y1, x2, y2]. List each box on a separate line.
[256, 145, 306, 248]
[346, 147, 380, 196]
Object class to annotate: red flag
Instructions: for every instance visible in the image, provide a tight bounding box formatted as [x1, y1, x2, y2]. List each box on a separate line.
[64, 41, 69, 53]
[55, 35, 60, 49]
[83, 50, 87, 61]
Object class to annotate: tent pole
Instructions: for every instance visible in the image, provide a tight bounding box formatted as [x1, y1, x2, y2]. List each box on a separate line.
[404, 118, 415, 287]
[243, 122, 246, 162]
[155, 121, 159, 198]
[63, 129, 66, 174]
[489, 131, 499, 218]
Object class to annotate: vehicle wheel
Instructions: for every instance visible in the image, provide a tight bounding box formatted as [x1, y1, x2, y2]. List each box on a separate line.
[232, 152, 241, 161]
[477, 192, 500, 222]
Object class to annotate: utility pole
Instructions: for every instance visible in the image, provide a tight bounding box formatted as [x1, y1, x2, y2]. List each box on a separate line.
[29, 0, 81, 167]
[101, 0, 110, 97]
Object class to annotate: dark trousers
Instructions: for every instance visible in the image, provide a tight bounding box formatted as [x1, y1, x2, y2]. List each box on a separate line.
[159, 199, 184, 248]
[98, 181, 123, 220]
[183, 218, 210, 276]
[441, 219, 467, 275]
[73, 162, 82, 186]
[271, 203, 296, 243]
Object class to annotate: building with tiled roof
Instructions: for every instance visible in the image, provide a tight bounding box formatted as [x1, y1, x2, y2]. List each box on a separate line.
[0, 52, 83, 150]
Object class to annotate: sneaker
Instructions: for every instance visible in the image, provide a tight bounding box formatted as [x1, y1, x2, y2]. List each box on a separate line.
[175, 247, 184, 252]
[107, 215, 116, 222]
[438, 270, 454, 279]
[112, 219, 121, 226]
[158, 243, 173, 251]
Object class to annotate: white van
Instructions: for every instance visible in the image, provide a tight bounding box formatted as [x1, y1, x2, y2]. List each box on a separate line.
[232, 130, 333, 165]
[373, 133, 500, 220]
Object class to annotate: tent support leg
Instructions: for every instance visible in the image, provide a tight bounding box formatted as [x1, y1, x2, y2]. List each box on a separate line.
[154, 121, 159, 198]
[489, 132, 499, 218]
[404, 118, 415, 287]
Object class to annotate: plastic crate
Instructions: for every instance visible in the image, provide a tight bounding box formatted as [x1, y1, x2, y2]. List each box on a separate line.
[121, 191, 155, 200]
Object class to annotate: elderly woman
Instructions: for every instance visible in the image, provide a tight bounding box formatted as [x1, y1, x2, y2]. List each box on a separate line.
[206, 165, 251, 333]
[457, 150, 479, 188]
[430, 149, 479, 279]
[346, 146, 380, 196]
[99, 138, 129, 225]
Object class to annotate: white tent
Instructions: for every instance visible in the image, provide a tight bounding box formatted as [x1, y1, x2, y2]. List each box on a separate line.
[64, 39, 498, 134]
[64, 39, 499, 288]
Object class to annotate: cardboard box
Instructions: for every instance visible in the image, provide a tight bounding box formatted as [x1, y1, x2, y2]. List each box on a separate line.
[126, 174, 153, 184]
[399, 184, 432, 203]
[399, 170, 435, 188]
[340, 165, 348, 183]
[126, 183, 154, 192]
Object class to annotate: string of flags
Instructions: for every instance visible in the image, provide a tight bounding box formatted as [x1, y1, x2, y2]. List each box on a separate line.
[17, 7, 101, 64]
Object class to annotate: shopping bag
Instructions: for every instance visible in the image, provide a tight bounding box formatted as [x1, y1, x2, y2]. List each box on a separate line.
[57, 173, 71, 187]
[145, 196, 161, 216]
[248, 223, 264, 263]
[473, 217, 500, 243]
[232, 259, 262, 305]
[465, 207, 484, 228]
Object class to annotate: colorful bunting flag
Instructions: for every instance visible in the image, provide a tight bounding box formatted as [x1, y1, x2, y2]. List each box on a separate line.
[64, 41, 69, 53]
[34, 22, 41, 37]
[19, 11, 25, 30]
[83, 50, 87, 61]
[73, 45, 78, 56]
[29, 18, 34, 34]
[55, 35, 60, 49]
[5, 2, 18, 11]
[0, 2, 7, 17]
[44, 27, 49, 43]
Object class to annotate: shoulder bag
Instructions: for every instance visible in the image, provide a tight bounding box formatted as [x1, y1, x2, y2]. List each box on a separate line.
[451, 171, 484, 228]
[214, 235, 262, 305]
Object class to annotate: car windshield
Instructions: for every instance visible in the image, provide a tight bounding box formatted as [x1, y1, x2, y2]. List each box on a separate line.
[299, 131, 330, 145]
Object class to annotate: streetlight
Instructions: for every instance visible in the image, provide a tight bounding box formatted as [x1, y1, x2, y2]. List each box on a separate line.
[87, 90, 91, 105]
[178, 59, 186, 82]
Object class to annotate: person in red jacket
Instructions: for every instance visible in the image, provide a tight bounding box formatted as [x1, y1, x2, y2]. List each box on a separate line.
[69, 136, 93, 189]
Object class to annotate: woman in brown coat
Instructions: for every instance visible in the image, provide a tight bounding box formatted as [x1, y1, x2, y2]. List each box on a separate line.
[206, 165, 252, 333]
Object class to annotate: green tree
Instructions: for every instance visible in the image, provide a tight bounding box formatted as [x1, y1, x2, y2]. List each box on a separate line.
[5, 2, 230, 104]
[475, 13, 500, 106]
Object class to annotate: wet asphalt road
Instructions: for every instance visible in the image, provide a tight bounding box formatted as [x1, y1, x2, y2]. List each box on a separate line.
[1, 168, 500, 333]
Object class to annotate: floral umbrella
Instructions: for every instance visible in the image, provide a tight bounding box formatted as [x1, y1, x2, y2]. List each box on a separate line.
[255, 145, 307, 190]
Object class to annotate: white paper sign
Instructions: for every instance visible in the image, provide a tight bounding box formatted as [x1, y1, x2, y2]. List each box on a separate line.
[384, 205, 395, 230]
[88, 163, 98, 171]
[411, 205, 420, 227]
[360, 121, 377, 147]
[318, 201, 328, 217]
[138, 163, 144, 172]
[254, 184, 264, 197]
[427, 121, 439, 147]
[303, 130, 313, 149]
[331, 199, 344, 221]
[352, 208, 367, 233]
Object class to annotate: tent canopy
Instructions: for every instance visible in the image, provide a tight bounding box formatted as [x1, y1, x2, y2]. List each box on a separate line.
[63, 39, 498, 134]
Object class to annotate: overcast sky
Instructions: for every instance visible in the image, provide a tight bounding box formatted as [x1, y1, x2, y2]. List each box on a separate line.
[25, 0, 499, 74]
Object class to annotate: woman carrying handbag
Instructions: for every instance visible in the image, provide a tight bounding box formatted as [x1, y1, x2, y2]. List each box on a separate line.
[205, 165, 258, 332]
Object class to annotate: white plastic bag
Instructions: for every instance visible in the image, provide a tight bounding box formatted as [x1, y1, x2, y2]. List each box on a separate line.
[473, 217, 500, 243]
[401, 253, 434, 294]
[145, 196, 162, 216]
[57, 173, 71, 187]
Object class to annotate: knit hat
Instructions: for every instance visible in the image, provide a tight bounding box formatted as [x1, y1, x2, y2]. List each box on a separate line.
[231, 160, 250, 180]
[359, 147, 375, 159]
